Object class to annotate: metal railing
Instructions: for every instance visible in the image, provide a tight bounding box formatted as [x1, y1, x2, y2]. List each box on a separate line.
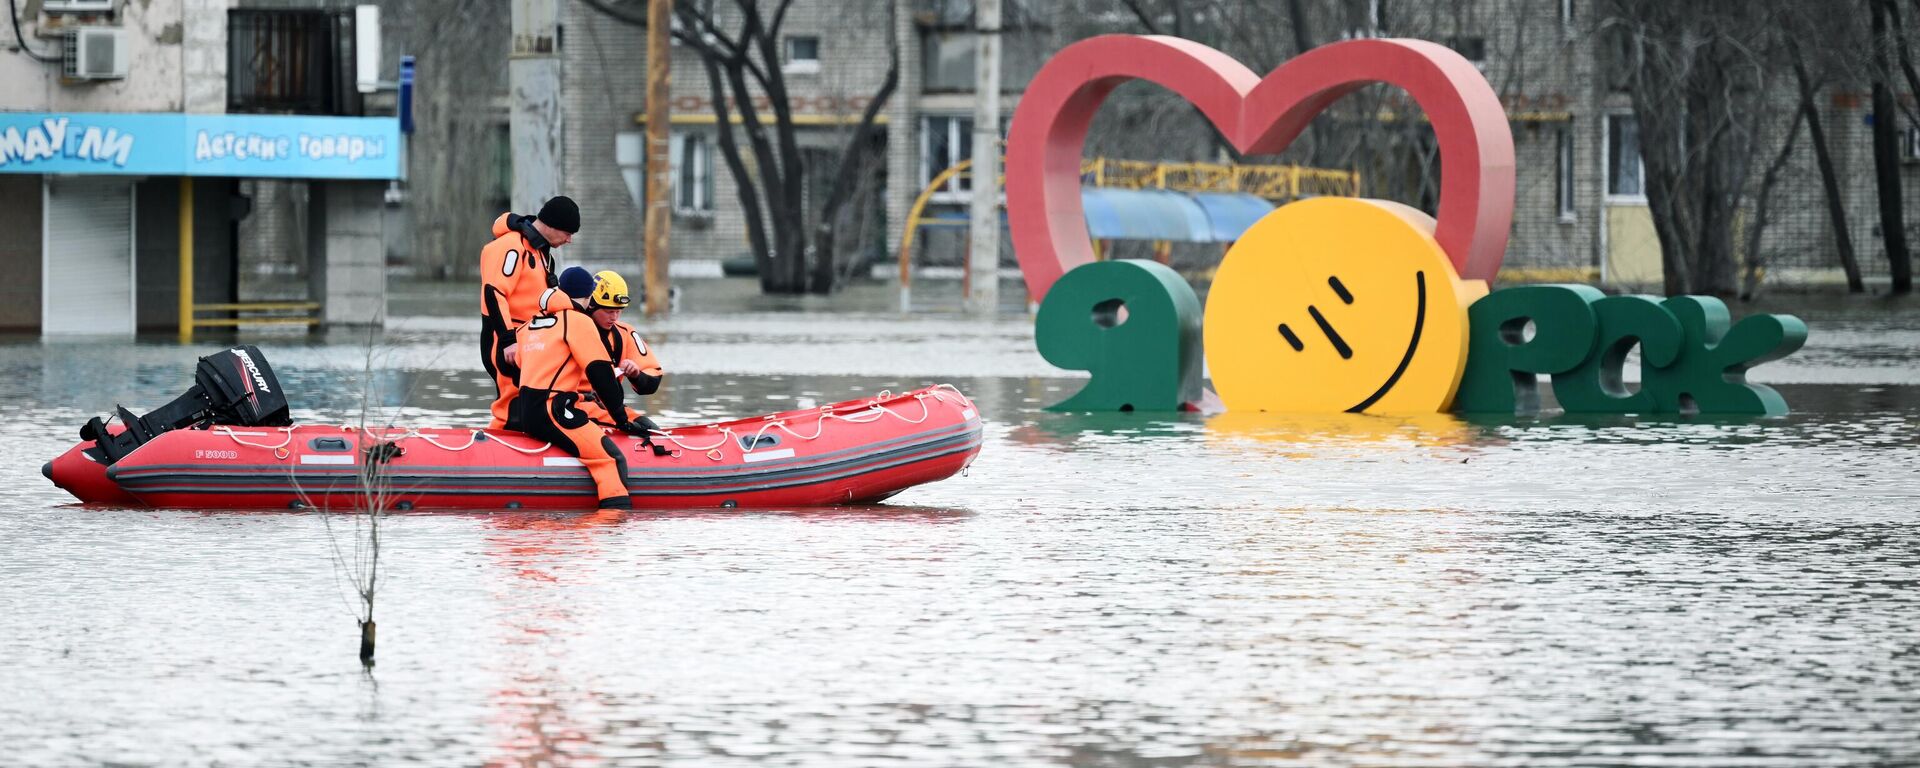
[898, 155, 1361, 310]
[1079, 157, 1362, 199]
[185, 302, 321, 338]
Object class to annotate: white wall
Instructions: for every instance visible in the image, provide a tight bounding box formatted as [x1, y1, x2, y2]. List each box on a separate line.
[0, 0, 227, 113]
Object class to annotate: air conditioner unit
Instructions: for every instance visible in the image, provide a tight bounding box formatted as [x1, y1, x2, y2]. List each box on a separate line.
[43, 0, 116, 12]
[63, 27, 127, 80]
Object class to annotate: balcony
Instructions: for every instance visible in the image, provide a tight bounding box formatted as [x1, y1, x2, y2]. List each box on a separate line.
[227, 9, 362, 115]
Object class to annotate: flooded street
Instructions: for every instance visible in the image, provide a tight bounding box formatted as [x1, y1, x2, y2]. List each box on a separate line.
[2, 279, 1917, 766]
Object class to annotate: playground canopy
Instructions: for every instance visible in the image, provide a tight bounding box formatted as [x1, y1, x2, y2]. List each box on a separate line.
[924, 189, 1277, 243]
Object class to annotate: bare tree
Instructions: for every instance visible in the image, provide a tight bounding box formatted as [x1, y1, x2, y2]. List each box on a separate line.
[1744, 109, 1806, 300]
[303, 331, 427, 665]
[1596, 0, 1792, 296]
[1789, 35, 1867, 293]
[1870, 0, 1915, 293]
[580, 0, 901, 294]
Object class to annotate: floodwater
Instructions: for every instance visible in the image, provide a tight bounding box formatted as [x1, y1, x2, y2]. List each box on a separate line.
[3, 279, 1918, 766]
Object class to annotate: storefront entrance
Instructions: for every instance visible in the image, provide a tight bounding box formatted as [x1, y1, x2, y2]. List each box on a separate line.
[42, 178, 137, 336]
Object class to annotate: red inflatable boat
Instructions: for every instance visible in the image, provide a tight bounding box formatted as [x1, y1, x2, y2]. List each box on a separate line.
[45, 348, 982, 510]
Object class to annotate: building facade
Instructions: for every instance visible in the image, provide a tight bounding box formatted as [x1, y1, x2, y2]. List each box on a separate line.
[1, 0, 401, 335]
[557, 0, 1920, 295]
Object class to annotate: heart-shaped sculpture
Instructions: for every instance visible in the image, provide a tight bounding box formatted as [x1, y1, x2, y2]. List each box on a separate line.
[1005, 35, 1515, 301]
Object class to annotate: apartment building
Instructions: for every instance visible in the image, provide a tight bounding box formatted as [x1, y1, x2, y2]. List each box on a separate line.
[1, 0, 402, 335]
[561, 0, 1920, 292]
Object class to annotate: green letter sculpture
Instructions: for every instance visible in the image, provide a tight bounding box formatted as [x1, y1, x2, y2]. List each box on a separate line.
[1453, 285, 1603, 414]
[1036, 260, 1203, 411]
[1551, 295, 1683, 413]
[1639, 296, 1808, 416]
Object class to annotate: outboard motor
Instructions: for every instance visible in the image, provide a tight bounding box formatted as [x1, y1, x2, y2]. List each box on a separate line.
[81, 345, 293, 464]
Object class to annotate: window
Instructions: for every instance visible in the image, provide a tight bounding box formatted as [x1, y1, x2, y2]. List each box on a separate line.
[1602, 24, 1635, 93]
[615, 131, 643, 208]
[785, 36, 820, 73]
[1445, 36, 1486, 68]
[227, 9, 361, 115]
[921, 31, 975, 93]
[1606, 114, 1645, 200]
[1556, 122, 1576, 220]
[671, 133, 714, 213]
[919, 30, 1045, 93]
[921, 115, 975, 200]
[1342, 0, 1387, 38]
[614, 131, 712, 213]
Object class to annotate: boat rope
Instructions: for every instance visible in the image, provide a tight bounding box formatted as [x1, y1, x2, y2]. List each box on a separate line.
[216, 426, 295, 450]
[481, 432, 555, 454]
[727, 389, 951, 454]
[650, 426, 735, 454]
[211, 387, 972, 464]
[409, 430, 485, 452]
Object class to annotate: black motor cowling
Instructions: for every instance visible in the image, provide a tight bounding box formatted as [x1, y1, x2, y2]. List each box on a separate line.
[81, 346, 293, 464]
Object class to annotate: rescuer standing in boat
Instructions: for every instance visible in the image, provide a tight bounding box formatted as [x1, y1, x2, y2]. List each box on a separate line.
[480, 196, 580, 431]
[512, 269, 654, 509]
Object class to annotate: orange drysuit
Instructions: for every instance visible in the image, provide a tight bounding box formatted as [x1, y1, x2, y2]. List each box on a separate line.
[480, 213, 570, 430]
[579, 320, 665, 426]
[512, 309, 634, 508]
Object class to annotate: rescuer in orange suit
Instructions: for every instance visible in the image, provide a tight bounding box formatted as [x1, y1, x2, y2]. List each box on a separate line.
[507, 268, 666, 428]
[580, 271, 665, 427]
[510, 271, 654, 509]
[480, 196, 579, 431]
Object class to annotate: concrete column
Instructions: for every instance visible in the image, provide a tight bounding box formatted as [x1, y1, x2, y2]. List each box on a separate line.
[315, 182, 388, 327]
[965, 0, 1002, 314]
[511, 0, 563, 212]
[885, 0, 920, 283]
[181, 0, 228, 114]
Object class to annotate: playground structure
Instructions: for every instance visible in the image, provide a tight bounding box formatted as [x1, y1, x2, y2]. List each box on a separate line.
[1009, 34, 1808, 417]
[897, 155, 1361, 310]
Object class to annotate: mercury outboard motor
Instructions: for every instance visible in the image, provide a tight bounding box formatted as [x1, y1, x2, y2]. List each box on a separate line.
[81, 345, 292, 464]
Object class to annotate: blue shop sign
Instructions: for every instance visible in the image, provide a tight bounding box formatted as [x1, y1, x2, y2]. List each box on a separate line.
[0, 112, 400, 179]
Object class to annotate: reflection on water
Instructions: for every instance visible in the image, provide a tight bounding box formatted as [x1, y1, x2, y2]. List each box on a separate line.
[2, 326, 1919, 765]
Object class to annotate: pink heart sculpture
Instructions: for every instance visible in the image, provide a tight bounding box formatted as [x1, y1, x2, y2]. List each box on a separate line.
[1005, 35, 1515, 301]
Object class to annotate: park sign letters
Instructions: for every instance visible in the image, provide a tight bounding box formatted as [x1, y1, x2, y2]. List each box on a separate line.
[1009, 36, 1806, 416]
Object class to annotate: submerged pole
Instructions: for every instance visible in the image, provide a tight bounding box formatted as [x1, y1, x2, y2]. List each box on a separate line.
[178, 176, 194, 343]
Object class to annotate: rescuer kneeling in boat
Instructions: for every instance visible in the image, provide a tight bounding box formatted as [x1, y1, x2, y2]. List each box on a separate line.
[528, 268, 667, 428]
[511, 270, 653, 509]
[581, 270, 665, 427]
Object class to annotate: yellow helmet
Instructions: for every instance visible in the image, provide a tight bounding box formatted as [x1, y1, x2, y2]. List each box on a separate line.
[590, 270, 631, 309]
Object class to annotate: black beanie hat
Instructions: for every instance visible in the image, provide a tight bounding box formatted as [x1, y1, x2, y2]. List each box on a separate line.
[537, 196, 580, 234]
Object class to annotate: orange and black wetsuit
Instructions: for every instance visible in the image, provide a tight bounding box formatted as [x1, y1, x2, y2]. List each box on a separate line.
[580, 320, 665, 426]
[512, 308, 634, 508]
[480, 213, 570, 430]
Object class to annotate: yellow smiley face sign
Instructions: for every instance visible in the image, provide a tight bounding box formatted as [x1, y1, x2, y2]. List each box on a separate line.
[1203, 197, 1488, 413]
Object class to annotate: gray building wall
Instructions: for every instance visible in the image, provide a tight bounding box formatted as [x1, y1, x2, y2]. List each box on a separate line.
[0, 0, 198, 111]
[0, 176, 44, 330]
[562, 0, 907, 276]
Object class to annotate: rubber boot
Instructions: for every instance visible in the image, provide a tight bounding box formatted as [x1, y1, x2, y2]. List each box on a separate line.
[598, 495, 632, 510]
